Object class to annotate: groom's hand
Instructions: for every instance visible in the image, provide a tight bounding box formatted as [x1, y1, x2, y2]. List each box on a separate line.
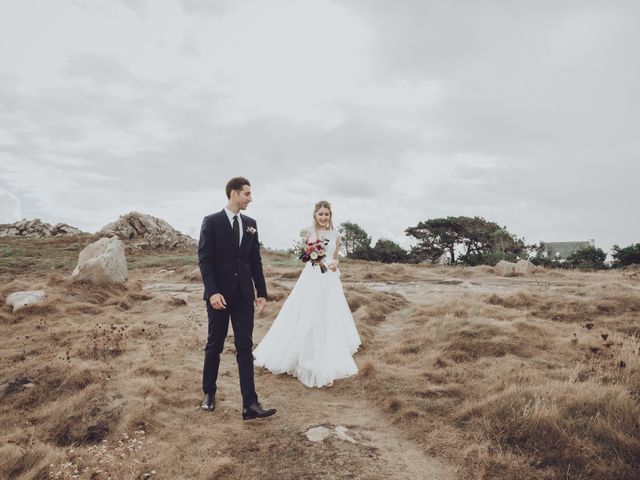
[255, 297, 267, 315]
[209, 293, 227, 310]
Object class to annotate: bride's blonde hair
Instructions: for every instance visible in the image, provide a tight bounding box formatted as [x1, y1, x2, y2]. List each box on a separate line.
[313, 200, 334, 230]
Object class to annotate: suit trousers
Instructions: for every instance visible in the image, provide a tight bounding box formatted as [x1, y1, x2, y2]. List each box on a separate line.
[202, 289, 258, 408]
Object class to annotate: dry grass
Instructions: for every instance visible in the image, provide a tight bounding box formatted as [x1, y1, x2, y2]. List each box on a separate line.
[455, 381, 640, 478]
[357, 273, 640, 479]
[44, 385, 121, 446]
[2, 239, 640, 479]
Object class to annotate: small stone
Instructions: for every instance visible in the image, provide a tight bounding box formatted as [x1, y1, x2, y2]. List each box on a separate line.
[169, 294, 188, 306]
[305, 426, 331, 442]
[6, 290, 47, 313]
[335, 426, 357, 443]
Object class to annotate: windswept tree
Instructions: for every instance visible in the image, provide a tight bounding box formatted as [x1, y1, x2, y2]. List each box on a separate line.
[406, 216, 526, 265]
[366, 239, 409, 263]
[457, 216, 501, 264]
[459, 221, 527, 265]
[565, 246, 608, 270]
[338, 221, 371, 257]
[612, 243, 640, 267]
[405, 217, 462, 263]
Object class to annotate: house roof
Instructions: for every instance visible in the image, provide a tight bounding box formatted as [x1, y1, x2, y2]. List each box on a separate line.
[543, 241, 593, 259]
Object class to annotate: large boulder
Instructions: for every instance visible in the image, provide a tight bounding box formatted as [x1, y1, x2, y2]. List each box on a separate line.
[70, 237, 128, 284]
[515, 259, 538, 275]
[0, 218, 84, 238]
[494, 260, 517, 276]
[98, 212, 196, 250]
[5, 290, 47, 313]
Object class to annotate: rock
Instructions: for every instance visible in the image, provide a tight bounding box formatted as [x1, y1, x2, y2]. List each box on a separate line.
[169, 293, 188, 306]
[515, 259, 537, 275]
[99, 212, 196, 250]
[494, 260, 516, 276]
[188, 267, 201, 281]
[52, 223, 83, 236]
[0, 218, 84, 237]
[70, 237, 128, 284]
[305, 426, 331, 442]
[6, 290, 47, 313]
[335, 426, 357, 443]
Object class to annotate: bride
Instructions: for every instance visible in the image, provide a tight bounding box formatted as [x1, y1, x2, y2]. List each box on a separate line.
[253, 200, 361, 387]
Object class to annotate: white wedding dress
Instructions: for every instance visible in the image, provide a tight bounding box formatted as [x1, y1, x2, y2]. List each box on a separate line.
[253, 227, 361, 387]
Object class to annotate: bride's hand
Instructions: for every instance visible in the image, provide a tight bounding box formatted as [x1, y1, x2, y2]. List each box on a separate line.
[328, 261, 338, 272]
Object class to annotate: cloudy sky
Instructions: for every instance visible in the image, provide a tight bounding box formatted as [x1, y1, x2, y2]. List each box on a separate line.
[1, 0, 638, 253]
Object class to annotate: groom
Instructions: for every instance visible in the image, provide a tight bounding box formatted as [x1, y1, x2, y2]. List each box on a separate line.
[198, 176, 276, 420]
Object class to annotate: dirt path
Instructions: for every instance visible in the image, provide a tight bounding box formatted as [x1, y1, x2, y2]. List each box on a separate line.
[146, 279, 459, 479]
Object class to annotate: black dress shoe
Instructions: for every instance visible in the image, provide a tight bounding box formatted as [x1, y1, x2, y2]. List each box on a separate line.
[242, 401, 276, 420]
[200, 393, 215, 411]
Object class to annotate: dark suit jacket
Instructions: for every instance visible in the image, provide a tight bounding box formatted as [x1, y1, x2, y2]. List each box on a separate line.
[198, 210, 267, 302]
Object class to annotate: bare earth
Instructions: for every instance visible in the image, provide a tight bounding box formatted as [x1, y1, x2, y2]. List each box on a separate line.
[1, 236, 639, 479]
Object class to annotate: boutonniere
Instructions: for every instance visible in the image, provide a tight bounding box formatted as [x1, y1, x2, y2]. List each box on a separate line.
[245, 226, 257, 235]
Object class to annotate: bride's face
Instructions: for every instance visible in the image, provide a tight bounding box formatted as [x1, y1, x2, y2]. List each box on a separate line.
[315, 207, 331, 228]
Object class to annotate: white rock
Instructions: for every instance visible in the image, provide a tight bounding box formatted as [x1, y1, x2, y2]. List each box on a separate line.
[169, 293, 188, 305]
[189, 267, 201, 280]
[515, 259, 537, 275]
[305, 426, 331, 442]
[70, 237, 128, 284]
[52, 223, 83, 235]
[15, 218, 29, 230]
[0, 218, 84, 237]
[99, 212, 196, 249]
[494, 260, 516, 276]
[335, 426, 357, 443]
[6, 290, 47, 313]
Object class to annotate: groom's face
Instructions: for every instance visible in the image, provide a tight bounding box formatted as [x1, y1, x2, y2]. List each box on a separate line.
[232, 185, 252, 210]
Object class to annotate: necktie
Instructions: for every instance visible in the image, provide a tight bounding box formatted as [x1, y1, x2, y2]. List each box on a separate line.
[233, 215, 240, 249]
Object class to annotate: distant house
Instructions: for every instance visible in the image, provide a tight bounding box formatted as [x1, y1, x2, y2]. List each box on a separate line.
[542, 240, 595, 261]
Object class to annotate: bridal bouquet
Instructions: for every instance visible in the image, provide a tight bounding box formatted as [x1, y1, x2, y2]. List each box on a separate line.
[295, 232, 329, 273]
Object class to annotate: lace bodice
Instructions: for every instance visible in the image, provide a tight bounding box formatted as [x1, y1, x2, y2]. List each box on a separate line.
[304, 226, 339, 262]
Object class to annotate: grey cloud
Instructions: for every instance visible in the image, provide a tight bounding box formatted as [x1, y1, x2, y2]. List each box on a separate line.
[338, 0, 640, 154]
[2, 1, 638, 254]
[71, 0, 150, 20]
[0, 187, 21, 221]
[117, 0, 150, 20]
[2, 59, 426, 217]
[326, 0, 640, 252]
[177, 0, 247, 17]
[63, 53, 135, 85]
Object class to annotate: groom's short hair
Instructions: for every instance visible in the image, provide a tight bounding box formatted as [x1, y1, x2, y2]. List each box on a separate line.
[226, 177, 251, 198]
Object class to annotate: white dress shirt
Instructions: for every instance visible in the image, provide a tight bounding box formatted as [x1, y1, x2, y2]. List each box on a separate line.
[224, 207, 243, 246]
